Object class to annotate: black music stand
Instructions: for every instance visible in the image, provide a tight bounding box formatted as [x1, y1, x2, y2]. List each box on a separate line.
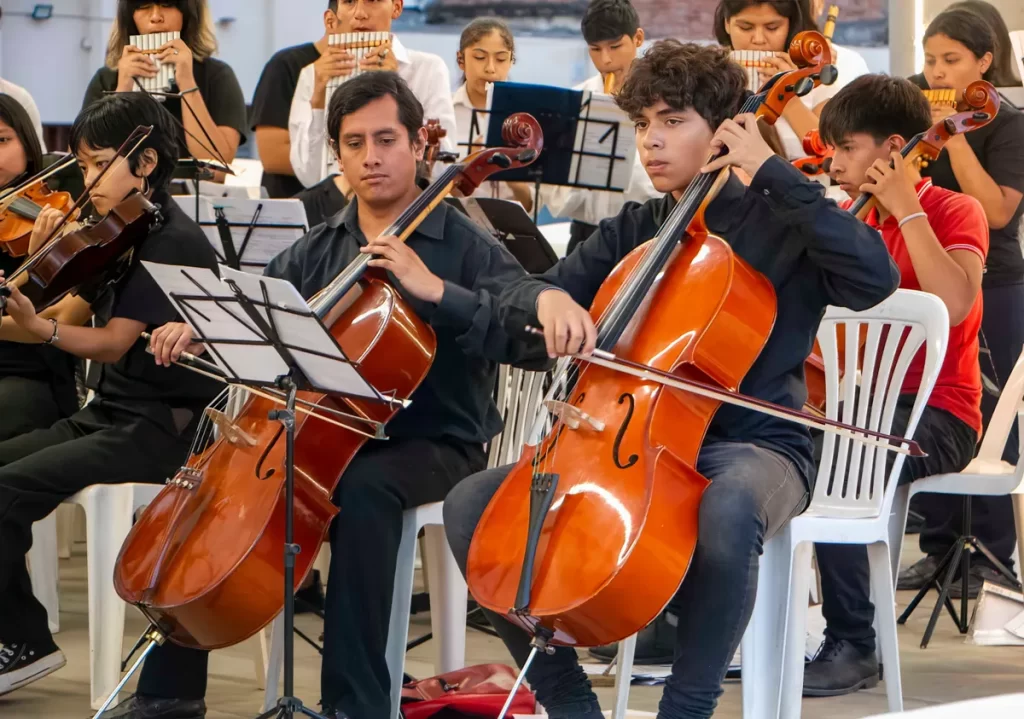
[92, 264, 401, 719]
[452, 197, 559, 273]
[466, 82, 637, 224]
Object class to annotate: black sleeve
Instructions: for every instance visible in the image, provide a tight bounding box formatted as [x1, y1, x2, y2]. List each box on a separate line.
[110, 236, 193, 327]
[498, 203, 649, 333]
[249, 53, 293, 131]
[82, 68, 115, 111]
[907, 73, 929, 90]
[982, 110, 1024, 195]
[201, 60, 249, 146]
[748, 156, 900, 310]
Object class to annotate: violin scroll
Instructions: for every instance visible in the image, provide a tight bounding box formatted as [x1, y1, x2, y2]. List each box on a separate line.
[453, 112, 544, 197]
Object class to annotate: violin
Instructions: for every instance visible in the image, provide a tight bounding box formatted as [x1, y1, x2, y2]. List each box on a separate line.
[803, 80, 1001, 416]
[424, 118, 458, 171]
[0, 182, 74, 257]
[792, 129, 834, 176]
[463, 33, 875, 648]
[111, 114, 544, 650]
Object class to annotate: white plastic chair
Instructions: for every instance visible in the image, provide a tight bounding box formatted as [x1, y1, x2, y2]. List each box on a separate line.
[609, 290, 949, 719]
[27, 483, 164, 709]
[887, 347, 1024, 605]
[263, 365, 548, 717]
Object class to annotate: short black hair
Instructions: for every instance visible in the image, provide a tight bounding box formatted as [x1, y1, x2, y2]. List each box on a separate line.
[581, 0, 640, 45]
[0, 94, 44, 184]
[328, 0, 338, 10]
[714, 0, 818, 50]
[616, 40, 747, 131]
[924, 8, 996, 82]
[819, 74, 932, 146]
[70, 92, 180, 193]
[327, 72, 424, 148]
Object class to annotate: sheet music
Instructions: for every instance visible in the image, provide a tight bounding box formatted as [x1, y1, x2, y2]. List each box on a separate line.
[141, 262, 381, 400]
[173, 195, 308, 272]
[569, 91, 636, 192]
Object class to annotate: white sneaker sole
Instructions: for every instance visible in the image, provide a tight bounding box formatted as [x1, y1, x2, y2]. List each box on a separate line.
[0, 650, 67, 696]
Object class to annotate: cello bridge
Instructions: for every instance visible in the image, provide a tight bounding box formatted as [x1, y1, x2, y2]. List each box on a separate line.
[543, 400, 605, 432]
[206, 408, 257, 447]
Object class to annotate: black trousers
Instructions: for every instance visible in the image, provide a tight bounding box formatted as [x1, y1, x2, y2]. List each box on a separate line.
[0, 399, 198, 644]
[0, 376, 72, 442]
[916, 281, 1024, 568]
[816, 399, 978, 653]
[136, 436, 486, 719]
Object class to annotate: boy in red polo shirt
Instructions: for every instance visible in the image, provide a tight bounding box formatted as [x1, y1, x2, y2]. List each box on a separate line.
[803, 74, 986, 697]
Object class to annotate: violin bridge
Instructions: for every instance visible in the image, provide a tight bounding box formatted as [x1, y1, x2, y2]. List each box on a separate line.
[205, 408, 257, 447]
[543, 400, 605, 432]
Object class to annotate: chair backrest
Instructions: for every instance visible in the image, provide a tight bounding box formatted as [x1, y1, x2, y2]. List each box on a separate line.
[808, 289, 949, 519]
[974, 346, 1024, 484]
[488, 365, 548, 468]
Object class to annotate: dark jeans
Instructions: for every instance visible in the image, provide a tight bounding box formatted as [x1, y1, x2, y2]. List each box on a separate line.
[0, 376, 74, 441]
[916, 282, 1024, 568]
[136, 437, 486, 719]
[444, 441, 809, 719]
[816, 400, 978, 654]
[0, 399, 196, 644]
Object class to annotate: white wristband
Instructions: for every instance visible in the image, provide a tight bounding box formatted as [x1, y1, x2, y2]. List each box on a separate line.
[898, 211, 927, 229]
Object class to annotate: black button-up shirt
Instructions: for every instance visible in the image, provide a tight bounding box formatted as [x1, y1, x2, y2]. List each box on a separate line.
[499, 156, 901, 484]
[264, 198, 538, 445]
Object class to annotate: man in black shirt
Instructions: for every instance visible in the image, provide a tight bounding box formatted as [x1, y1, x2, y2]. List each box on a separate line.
[442, 41, 899, 719]
[0, 93, 221, 698]
[134, 72, 534, 719]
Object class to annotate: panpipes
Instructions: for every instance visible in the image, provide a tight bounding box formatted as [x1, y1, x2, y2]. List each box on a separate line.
[730, 50, 776, 92]
[603, 72, 616, 95]
[922, 88, 958, 110]
[129, 31, 180, 96]
[325, 32, 392, 106]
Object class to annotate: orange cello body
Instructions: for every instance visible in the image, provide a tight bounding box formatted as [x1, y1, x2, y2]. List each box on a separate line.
[113, 277, 435, 648]
[467, 229, 777, 646]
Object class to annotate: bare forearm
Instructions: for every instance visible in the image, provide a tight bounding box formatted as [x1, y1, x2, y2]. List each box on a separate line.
[255, 128, 295, 176]
[946, 138, 1013, 229]
[900, 218, 976, 324]
[781, 101, 819, 147]
[180, 90, 239, 165]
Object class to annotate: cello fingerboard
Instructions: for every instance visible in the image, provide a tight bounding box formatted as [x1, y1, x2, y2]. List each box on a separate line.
[325, 32, 392, 109]
[730, 50, 776, 92]
[129, 31, 180, 97]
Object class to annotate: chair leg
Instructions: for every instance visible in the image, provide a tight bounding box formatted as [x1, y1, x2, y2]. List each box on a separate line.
[28, 512, 61, 635]
[888, 485, 911, 588]
[423, 524, 467, 674]
[386, 513, 421, 719]
[779, 541, 814, 719]
[81, 488, 133, 710]
[1013, 494, 1024, 580]
[742, 536, 789, 719]
[612, 634, 636, 719]
[262, 613, 284, 712]
[868, 542, 903, 713]
[57, 505, 76, 559]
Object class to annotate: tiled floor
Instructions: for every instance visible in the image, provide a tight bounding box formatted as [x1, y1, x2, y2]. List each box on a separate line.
[4, 543, 1024, 719]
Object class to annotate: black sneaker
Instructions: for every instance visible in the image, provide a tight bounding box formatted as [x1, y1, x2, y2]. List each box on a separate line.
[588, 611, 675, 664]
[103, 694, 206, 719]
[803, 638, 879, 697]
[0, 640, 66, 696]
[897, 555, 942, 591]
[948, 562, 1019, 599]
[296, 569, 325, 615]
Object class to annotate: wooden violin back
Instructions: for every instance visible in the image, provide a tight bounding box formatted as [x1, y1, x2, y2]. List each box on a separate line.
[114, 277, 435, 648]
[467, 233, 776, 646]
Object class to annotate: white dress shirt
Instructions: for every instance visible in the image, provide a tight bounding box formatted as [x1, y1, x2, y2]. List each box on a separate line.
[775, 44, 870, 160]
[0, 78, 46, 152]
[541, 74, 660, 226]
[289, 36, 457, 188]
[452, 83, 520, 202]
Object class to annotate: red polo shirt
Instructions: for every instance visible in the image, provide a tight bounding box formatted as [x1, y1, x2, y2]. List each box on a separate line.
[845, 179, 988, 436]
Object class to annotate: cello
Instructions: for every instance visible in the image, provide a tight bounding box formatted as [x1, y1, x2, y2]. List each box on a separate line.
[803, 80, 1000, 415]
[110, 113, 544, 651]
[464, 32, 904, 652]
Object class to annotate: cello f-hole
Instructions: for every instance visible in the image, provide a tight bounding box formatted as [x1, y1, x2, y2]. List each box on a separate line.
[612, 393, 639, 470]
[254, 427, 285, 480]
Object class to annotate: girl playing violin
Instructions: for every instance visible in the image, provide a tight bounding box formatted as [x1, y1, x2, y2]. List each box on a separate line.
[901, 5, 1024, 598]
[443, 41, 898, 719]
[82, 1, 247, 168]
[0, 92, 221, 699]
[0, 95, 78, 442]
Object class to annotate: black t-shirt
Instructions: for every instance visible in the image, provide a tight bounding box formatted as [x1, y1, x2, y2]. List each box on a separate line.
[250, 43, 321, 199]
[909, 74, 1024, 287]
[82, 57, 248, 160]
[295, 175, 348, 227]
[82, 190, 223, 408]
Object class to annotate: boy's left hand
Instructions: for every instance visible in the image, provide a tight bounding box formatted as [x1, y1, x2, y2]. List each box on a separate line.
[701, 113, 776, 179]
[859, 151, 924, 222]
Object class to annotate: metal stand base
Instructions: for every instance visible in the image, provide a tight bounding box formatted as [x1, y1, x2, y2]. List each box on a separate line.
[92, 627, 166, 719]
[897, 496, 1022, 648]
[255, 698, 329, 719]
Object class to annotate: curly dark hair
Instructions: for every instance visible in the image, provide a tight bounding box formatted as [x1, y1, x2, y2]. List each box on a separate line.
[615, 40, 747, 130]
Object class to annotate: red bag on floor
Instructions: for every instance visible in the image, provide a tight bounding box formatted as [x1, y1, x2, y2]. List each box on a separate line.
[400, 664, 536, 719]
